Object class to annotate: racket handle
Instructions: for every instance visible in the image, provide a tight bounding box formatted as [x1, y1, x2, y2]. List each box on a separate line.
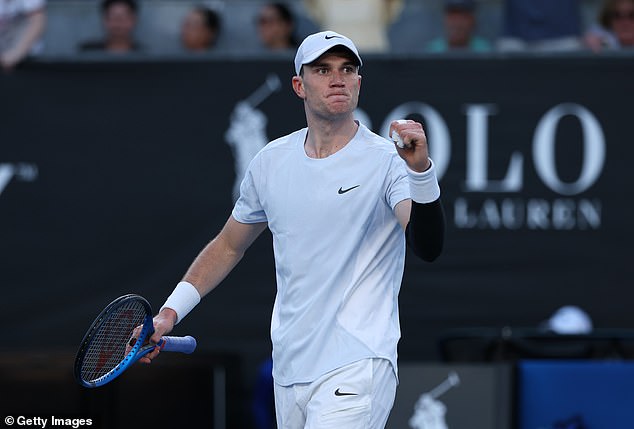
[159, 335, 197, 354]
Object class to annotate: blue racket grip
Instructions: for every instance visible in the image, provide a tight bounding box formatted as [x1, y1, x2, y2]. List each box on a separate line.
[158, 335, 197, 354]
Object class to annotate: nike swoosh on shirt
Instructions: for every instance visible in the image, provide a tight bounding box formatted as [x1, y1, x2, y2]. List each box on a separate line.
[335, 388, 358, 396]
[338, 185, 360, 194]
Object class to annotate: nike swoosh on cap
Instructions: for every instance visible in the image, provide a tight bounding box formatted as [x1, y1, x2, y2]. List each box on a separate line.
[325, 35, 342, 40]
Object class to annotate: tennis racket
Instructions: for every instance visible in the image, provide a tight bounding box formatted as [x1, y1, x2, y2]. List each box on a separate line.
[74, 293, 197, 388]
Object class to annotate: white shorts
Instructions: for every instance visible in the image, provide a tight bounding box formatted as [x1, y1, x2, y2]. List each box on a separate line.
[273, 358, 397, 429]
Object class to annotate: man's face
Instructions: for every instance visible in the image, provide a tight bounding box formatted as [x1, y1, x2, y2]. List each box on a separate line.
[257, 5, 293, 49]
[181, 10, 214, 51]
[104, 3, 137, 40]
[293, 52, 361, 120]
[611, 0, 634, 46]
[445, 8, 475, 48]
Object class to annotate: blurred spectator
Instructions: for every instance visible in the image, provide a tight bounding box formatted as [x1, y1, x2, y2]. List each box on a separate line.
[0, 0, 46, 71]
[79, 0, 141, 53]
[584, 0, 634, 51]
[256, 2, 297, 51]
[497, 0, 583, 52]
[426, 0, 492, 53]
[303, 0, 403, 52]
[181, 6, 220, 52]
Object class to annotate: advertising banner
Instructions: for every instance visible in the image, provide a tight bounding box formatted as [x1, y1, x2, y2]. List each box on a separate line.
[1, 56, 632, 366]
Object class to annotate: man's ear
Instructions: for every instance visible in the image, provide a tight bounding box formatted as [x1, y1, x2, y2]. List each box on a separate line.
[292, 75, 305, 99]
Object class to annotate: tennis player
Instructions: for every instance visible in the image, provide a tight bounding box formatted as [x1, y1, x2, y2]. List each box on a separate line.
[144, 31, 445, 428]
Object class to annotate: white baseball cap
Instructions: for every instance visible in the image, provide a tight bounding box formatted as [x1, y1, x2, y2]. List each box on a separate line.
[294, 31, 363, 76]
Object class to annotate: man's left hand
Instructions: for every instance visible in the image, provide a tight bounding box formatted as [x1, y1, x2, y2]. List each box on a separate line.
[389, 120, 431, 172]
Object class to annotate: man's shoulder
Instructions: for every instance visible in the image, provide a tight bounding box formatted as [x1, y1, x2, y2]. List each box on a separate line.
[425, 38, 447, 53]
[267, 130, 301, 148]
[261, 128, 305, 153]
[357, 123, 397, 153]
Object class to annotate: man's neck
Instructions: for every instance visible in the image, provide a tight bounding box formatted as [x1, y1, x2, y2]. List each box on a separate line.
[107, 38, 134, 52]
[304, 116, 359, 159]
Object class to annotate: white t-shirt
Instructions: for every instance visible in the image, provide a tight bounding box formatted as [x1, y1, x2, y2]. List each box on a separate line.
[0, 0, 45, 54]
[232, 123, 411, 386]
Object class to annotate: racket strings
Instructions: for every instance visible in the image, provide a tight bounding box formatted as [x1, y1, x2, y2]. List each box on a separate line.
[80, 300, 147, 382]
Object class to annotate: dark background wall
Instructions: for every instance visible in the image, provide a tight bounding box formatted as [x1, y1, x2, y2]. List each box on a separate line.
[1, 55, 632, 427]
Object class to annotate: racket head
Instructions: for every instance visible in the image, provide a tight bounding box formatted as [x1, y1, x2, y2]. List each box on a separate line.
[74, 294, 154, 388]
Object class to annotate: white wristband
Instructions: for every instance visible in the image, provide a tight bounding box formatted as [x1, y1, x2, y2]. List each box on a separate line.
[407, 158, 441, 203]
[160, 281, 201, 324]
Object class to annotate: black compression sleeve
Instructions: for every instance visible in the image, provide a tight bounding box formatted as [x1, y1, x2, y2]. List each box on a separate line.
[405, 198, 445, 262]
